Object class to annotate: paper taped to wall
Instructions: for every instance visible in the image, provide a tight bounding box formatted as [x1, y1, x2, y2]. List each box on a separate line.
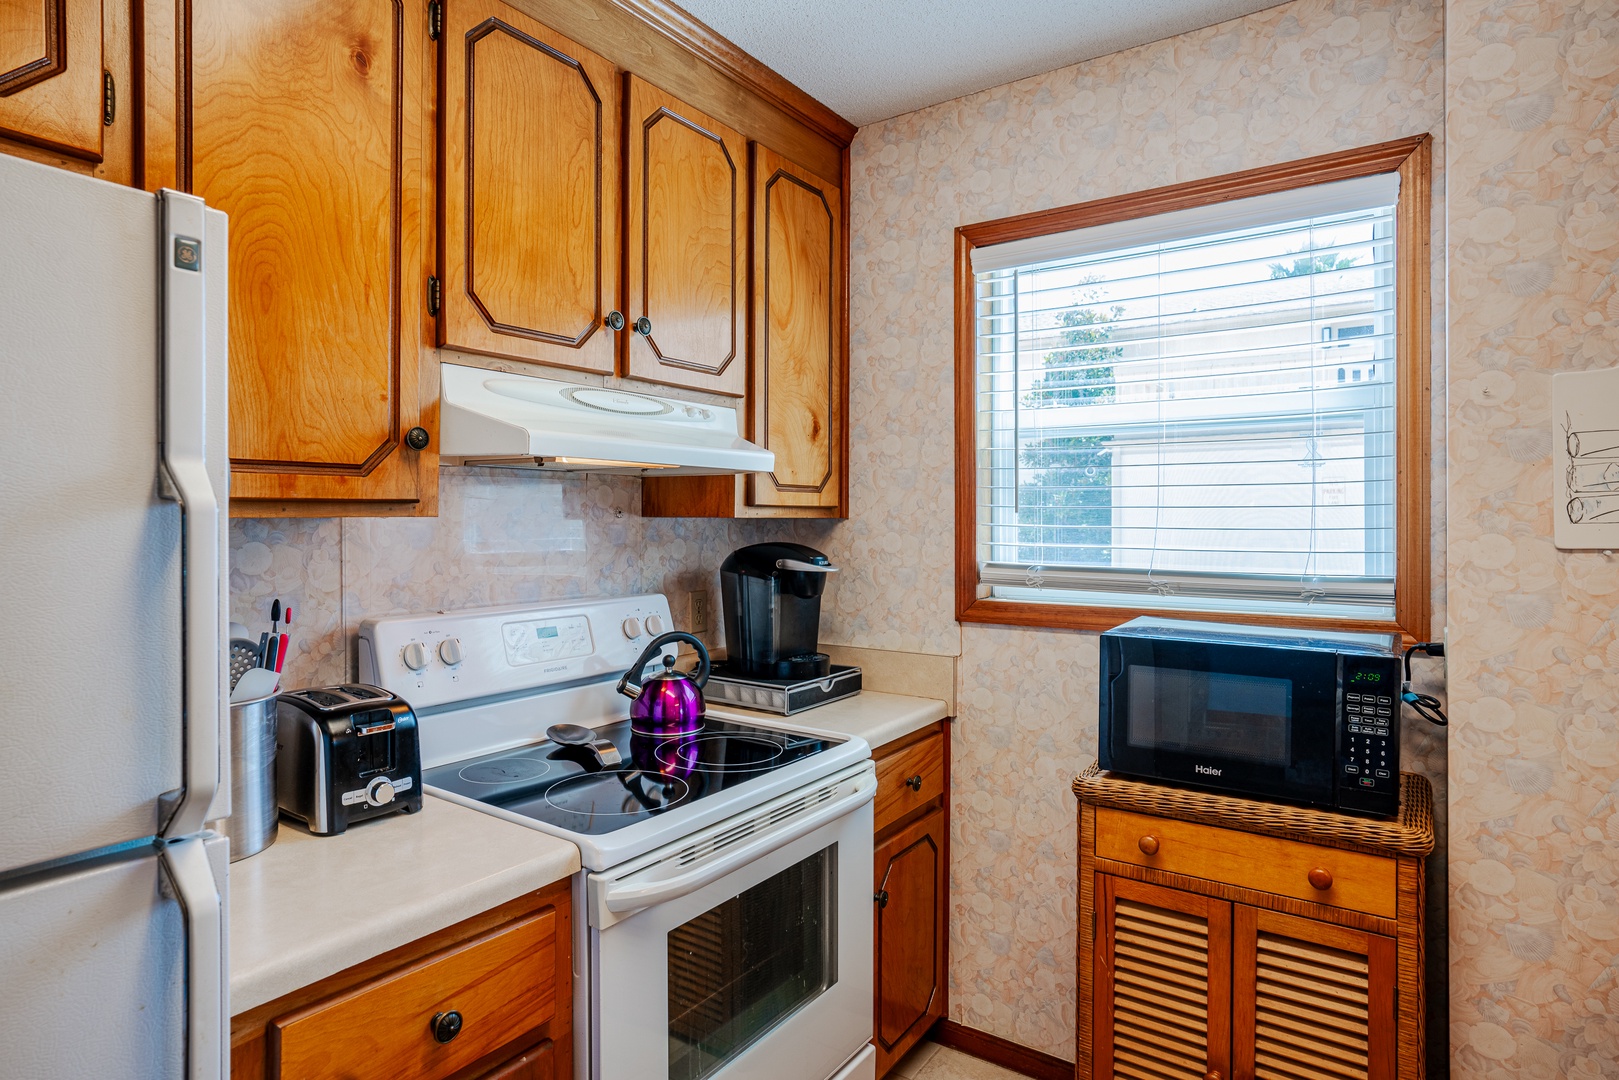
[1553, 366, 1619, 549]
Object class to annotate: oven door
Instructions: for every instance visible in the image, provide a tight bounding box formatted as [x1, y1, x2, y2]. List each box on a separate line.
[1099, 635, 1338, 806]
[587, 762, 876, 1080]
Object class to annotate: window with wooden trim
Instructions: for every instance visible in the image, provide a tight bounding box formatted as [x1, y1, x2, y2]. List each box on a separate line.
[954, 137, 1432, 637]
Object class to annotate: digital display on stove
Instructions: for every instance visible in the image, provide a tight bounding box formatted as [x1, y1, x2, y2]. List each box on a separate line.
[502, 615, 591, 667]
[423, 718, 838, 835]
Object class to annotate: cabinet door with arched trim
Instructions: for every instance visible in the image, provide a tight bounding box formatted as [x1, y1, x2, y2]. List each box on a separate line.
[438, 0, 620, 375]
[624, 74, 746, 397]
[873, 807, 945, 1075]
[748, 143, 843, 512]
[0, 0, 103, 161]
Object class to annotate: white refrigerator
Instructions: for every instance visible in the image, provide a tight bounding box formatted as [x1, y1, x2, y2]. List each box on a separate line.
[0, 153, 230, 1079]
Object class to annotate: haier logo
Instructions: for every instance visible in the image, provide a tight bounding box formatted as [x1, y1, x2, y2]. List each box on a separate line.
[1195, 764, 1222, 776]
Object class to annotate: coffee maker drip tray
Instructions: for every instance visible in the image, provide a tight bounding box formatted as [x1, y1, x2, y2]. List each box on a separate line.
[704, 663, 862, 715]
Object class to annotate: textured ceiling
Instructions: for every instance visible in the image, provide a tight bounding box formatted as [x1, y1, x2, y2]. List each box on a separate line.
[675, 0, 1297, 126]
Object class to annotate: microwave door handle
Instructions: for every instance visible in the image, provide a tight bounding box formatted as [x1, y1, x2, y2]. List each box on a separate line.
[599, 771, 876, 915]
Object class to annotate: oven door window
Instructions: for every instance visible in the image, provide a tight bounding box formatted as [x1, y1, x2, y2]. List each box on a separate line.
[667, 844, 838, 1080]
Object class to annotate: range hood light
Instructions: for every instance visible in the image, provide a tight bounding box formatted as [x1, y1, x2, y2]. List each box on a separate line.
[540, 456, 677, 470]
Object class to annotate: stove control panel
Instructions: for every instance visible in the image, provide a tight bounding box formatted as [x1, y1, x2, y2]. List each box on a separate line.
[359, 594, 675, 709]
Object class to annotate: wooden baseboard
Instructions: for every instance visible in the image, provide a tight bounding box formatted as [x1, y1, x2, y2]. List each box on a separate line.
[931, 1020, 1073, 1080]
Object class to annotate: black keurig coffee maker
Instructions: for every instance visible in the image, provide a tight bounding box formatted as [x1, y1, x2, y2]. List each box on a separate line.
[708, 543, 862, 714]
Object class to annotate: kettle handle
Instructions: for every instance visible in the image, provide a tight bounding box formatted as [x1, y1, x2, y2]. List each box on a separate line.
[617, 631, 710, 698]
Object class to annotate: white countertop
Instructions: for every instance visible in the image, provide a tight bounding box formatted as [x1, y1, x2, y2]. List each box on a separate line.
[707, 690, 950, 750]
[229, 797, 579, 1014]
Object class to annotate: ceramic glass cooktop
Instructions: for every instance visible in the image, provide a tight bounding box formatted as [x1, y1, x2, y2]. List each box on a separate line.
[423, 718, 838, 835]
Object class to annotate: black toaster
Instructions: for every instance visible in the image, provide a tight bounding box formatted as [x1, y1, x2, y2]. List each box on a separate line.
[275, 684, 422, 835]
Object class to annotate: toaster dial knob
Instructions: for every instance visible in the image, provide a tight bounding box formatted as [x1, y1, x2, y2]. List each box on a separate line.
[645, 614, 666, 636]
[438, 637, 464, 666]
[402, 641, 430, 672]
[622, 617, 643, 640]
[366, 777, 397, 807]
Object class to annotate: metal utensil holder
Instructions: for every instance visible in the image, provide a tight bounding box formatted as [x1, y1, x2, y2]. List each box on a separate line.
[210, 692, 279, 861]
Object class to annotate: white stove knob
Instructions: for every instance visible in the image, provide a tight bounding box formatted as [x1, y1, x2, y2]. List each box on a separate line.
[645, 614, 666, 636]
[438, 638, 464, 666]
[366, 777, 396, 806]
[622, 617, 643, 639]
[402, 641, 430, 672]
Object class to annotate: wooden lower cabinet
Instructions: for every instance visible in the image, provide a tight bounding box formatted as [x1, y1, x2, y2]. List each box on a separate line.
[231, 881, 571, 1080]
[871, 721, 950, 1079]
[1076, 769, 1432, 1080]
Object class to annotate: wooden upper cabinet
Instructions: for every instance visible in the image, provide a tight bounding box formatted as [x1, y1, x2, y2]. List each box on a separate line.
[624, 75, 746, 397]
[438, 0, 619, 375]
[183, 0, 434, 512]
[0, 0, 103, 160]
[748, 143, 843, 511]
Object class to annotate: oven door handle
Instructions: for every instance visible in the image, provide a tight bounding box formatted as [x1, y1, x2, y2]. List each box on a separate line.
[600, 770, 877, 915]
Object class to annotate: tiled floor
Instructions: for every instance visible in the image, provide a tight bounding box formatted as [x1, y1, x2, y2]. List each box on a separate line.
[890, 1041, 1033, 1080]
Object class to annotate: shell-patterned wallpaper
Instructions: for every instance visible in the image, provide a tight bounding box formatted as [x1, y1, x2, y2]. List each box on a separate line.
[826, 0, 1448, 1061]
[1443, 1, 1619, 1076]
[229, 469, 792, 689]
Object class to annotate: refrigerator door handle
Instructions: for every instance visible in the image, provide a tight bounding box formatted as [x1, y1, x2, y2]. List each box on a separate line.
[156, 189, 223, 840]
[162, 837, 225, 1080]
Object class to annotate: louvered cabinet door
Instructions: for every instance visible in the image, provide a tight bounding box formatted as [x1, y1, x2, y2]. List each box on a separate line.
[1095, 875, 1232, 1080]
[1233, 907, 1396, 1080]
[624, 74, 747, 396]
[439, 0, 621, 374]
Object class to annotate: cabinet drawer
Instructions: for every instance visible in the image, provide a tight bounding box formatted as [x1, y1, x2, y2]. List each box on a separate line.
[271, 909, 557, 1080]
[874, 731, 944, 833]
[1095, 808, 1396, 918]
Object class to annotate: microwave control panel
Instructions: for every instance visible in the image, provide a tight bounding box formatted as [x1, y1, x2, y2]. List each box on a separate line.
[1339, 656, 1401, 815]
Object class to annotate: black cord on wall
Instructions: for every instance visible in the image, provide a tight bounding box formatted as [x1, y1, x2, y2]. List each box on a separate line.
[1402, 642, 1448, 726]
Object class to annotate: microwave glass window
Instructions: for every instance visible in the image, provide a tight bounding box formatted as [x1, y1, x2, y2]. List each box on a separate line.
[667, 845, 838, 1080]
[1126, 666, 1293, 767]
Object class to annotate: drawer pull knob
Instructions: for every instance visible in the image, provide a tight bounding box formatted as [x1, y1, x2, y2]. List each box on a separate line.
[1137, 835, 1160, 856]
[1206, 1073, 1222, 1080]
[905, 774, 923, 792]
[1308, 867, 1334, 891]
[431, 1010, 463, 1044]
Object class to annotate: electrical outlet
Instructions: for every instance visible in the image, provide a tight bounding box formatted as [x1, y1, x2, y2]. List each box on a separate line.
[689, 590, 711, 633]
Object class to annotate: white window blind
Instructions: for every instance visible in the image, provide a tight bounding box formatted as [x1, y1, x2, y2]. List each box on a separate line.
[973, 175, 1402, 619]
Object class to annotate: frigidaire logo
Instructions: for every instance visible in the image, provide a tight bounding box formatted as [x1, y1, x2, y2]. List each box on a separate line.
[1195, 765, 1222, 776]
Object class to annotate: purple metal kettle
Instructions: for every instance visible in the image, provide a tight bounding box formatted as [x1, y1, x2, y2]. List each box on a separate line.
[617, 631, 711, 738]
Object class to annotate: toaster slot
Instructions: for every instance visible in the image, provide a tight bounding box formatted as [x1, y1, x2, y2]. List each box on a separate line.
[354, 710, 398, 777]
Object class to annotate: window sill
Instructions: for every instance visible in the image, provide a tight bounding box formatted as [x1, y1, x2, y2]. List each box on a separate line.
[956, 595, 1426, 646]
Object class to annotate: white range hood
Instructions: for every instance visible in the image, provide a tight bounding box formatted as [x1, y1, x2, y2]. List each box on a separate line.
[439, 363, 774, 475]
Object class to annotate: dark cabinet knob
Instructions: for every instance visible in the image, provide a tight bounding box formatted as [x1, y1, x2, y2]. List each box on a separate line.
[405, 426, 430, 450]
[1308, 867, 1334, 891]
[633, 316, 652, 336]
[430, 1010, 463, 1044]
[605, 310, 626, 331]
[874, 890, 889, 909]
[1138, 835, 1160, 856]
[905, 774, 923, 792]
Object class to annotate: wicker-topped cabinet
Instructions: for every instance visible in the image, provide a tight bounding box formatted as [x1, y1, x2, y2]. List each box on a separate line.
[1074, 766, 1433, 1080]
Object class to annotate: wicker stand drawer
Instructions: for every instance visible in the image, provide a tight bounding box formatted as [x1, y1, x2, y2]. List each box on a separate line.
[1095, 807, 1397, 918]
[271, 909, 557, 1080]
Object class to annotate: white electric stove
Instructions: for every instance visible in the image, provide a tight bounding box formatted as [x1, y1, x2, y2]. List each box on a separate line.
[360, 596, 877, 1080]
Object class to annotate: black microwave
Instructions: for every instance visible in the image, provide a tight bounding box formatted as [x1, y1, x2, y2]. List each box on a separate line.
[1099, 618, 1403, 818]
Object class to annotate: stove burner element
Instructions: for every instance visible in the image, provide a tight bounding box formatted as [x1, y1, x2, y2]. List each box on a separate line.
[654, 733, 787, 774]
[458, 755, 552, 785]
[543, 769, 691, 818]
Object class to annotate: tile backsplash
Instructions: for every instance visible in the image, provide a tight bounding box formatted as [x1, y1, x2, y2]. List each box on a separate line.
[230, 467, 798, 689]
